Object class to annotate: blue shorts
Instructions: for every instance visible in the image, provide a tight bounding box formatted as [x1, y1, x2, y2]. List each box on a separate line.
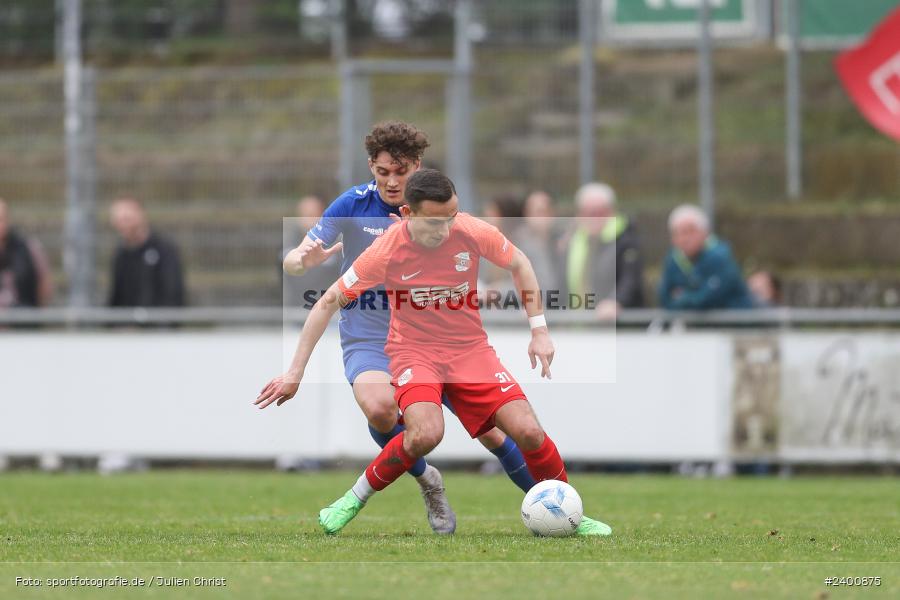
[342, 341, 391, 385]
[342, 341, 456, 413]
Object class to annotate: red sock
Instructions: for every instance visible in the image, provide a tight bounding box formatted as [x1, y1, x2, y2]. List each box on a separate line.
[364, 433, 418, 491]
[521, 435, 568, 483]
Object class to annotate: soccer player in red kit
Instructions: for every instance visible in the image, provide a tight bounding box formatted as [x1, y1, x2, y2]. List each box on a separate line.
[255, 169, 612, 536]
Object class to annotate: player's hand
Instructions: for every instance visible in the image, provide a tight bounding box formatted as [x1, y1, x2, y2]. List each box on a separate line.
[528, 328, 554, 379]
[254, 374, 300, 409]
[388, 213, 402, 224]
[298, 238, 343, 270]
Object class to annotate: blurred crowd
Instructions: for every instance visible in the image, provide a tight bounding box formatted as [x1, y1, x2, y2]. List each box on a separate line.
[0, 184, 780, 317]
[0, 196, 185, 311]
[475, 182, 779, 320]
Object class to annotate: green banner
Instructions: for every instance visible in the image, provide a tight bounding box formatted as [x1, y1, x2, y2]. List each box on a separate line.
[614, 0, 746, 25]
[604, 0, 761, 42]
[795, 0, 899, 45]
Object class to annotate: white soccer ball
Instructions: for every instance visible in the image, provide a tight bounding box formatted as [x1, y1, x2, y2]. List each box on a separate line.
[521, 479, 583, 537]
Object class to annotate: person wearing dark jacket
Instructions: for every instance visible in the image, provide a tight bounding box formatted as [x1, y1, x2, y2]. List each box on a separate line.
[658, 204, 753, 310]
[563, 182, 644, 319]
[108, 197, 185, 307]
[0, 198, 53, 308]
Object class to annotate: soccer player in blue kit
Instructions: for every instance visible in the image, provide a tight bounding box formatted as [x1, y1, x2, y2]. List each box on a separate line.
[281, 121, 535, 534]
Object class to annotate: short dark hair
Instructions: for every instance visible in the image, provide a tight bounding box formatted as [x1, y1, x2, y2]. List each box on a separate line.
[404, 168, 456, 210]
[365, 121, 430, 163]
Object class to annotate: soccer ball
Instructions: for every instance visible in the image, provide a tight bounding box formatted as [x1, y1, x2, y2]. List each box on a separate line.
[521, 480, 583, 537]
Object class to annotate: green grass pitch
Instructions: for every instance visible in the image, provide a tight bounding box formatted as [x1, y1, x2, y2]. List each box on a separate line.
[1, 471, 898, 599]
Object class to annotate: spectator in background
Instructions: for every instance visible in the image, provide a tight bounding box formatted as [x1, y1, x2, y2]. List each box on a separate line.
[479, 193, 524, 295]
[108, 197, 185, 307]
[481, 192, 524, 241]
[514, 190, 563, 292]
[282, 195, 340, 307]
[659, 204, 753, 311]
[748, 270, 783, 307]
[0, 198, 53, 308]
[563, 183, 644, 320]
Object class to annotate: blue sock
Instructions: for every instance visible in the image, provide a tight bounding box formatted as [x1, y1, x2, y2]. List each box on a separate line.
[490, 436, 536, 493]
[368, 423, 427, 478]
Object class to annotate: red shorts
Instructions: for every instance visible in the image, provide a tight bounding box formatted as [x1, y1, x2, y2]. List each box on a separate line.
[389, 344, 526, 438]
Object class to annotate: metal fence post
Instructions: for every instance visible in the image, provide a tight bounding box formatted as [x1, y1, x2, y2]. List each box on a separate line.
[697, 0, 716, 229]
[785, 0, 803, 200]
[62, 0, 96, 308]
[447, 0, 474, 212]
[579, 0, 597, 185]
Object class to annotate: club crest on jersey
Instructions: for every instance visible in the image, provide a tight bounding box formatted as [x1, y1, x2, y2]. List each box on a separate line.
[397, 368, 413, 387]
[454, 251, 471, 272]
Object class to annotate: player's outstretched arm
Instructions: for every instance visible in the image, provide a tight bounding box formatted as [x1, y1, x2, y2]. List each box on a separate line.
[254, 280, 348, 409]
[505, 248, 554, 379]
[283, 237, 344, 276]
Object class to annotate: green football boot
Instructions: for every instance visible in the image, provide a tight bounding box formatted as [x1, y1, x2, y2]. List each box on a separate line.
[318, 490, 365, 535]
[576, 515, 613, 536]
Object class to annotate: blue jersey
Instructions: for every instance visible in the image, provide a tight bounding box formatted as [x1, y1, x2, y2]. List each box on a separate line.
[307, 181, 399, 346]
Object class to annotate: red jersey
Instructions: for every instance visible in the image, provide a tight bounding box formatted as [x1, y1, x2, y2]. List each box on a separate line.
[337, 212, 516, 355]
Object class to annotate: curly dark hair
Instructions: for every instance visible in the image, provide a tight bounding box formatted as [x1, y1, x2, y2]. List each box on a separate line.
[365, 121, 430, 163]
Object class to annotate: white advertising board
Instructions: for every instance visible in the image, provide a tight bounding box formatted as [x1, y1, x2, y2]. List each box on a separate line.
[779, 334, 900, 463]
[0, 330, 728, 462]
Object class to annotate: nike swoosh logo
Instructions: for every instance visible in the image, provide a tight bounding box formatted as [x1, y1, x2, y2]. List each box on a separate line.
[500, 384, 515, 392]
[401, 270, 422, 281]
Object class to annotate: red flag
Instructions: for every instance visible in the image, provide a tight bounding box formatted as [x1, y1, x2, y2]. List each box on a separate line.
[835, 5, 900, 141]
